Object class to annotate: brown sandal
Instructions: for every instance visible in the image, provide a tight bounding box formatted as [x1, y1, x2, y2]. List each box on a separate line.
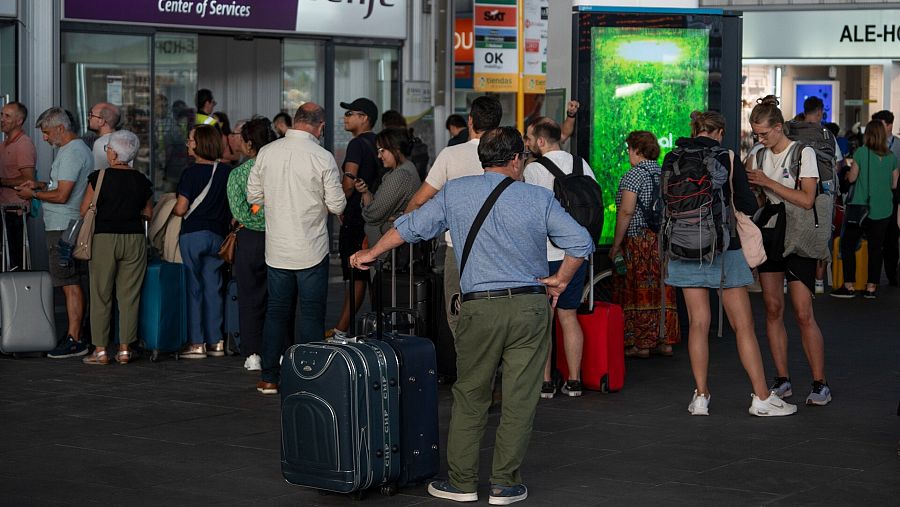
[116, 350, 132, 365]
[83, 349, 109, 365]
[652, 344, 674, 357]
[625, 346, 650, 359]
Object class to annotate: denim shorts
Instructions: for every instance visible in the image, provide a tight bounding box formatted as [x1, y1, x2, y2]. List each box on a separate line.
[548, 259, 588, 310]
[665, 249, 753, 289]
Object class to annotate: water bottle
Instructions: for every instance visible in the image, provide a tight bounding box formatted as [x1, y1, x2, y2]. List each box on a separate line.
[614, 254, 627, 275]
[57, 219, 81, 268]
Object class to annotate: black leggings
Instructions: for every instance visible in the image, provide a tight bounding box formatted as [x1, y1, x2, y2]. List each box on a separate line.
[841, 217, 890, 285]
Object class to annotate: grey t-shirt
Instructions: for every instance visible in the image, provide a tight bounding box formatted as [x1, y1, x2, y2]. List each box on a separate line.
[44, 139, 93, 231]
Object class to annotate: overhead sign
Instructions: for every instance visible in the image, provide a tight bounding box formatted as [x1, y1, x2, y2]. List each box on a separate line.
[474, 0, 518, 93]
[62, 0, 407, 39]
[744, 9, 900, 59]
[455, 17, 474, 89]
[522, 0, 548, 93]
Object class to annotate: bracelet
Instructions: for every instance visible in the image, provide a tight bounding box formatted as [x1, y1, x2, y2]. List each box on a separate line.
[566, 111, 577, 118]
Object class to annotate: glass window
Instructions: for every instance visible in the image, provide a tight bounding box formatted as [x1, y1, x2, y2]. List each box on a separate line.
[283, 40, 325, 115]
[332, 45, 399, 165]
[0, 23, 15, 103]
[154, 33, 198, 193]
[61, 32, 151, 178]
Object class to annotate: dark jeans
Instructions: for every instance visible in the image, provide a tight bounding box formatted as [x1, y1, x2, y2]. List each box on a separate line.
[882, 204, 899, 283]
[1, 209, 25, 271]
[261, 255, 329, 384]
[179, 230, 225, 345]
[234, 229, 267, 356]
[842, 217, 890, 284]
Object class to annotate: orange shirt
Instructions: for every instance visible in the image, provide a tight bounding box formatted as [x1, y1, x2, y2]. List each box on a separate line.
[0, 132, 36, 209]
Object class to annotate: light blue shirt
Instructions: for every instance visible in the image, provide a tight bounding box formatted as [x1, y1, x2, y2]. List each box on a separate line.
[394, 171, 594, 294]
[43, 139, 92, 231]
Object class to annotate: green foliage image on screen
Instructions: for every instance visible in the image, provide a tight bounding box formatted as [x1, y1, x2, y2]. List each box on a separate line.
[589, 26, 709, 245]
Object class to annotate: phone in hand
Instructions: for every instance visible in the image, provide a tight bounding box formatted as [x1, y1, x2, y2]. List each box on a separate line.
[343, 172, 358, 181]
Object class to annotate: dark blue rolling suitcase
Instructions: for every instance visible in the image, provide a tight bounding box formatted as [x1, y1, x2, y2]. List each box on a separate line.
[139, 260, 187, 361]
[280, 316, 402, 496]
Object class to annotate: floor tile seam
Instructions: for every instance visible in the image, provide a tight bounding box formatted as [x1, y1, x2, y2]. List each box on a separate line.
[739, 457, 865, 473]
[110, 432, 200, 447]
[661, 480, 783, 497]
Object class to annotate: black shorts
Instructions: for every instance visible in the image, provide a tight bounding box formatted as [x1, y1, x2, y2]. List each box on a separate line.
[339, 224, 368, 281]
[757, 253, 817, 293]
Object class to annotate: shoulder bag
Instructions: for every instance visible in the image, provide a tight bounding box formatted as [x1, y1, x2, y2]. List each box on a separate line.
[448, 177, 515, 315]
[727, 151, 767, 268]
[782, 144, 832, 261]
[218, 223, 243, 264]
[844, 150, 870, 226]
[73, 169, 106, 261]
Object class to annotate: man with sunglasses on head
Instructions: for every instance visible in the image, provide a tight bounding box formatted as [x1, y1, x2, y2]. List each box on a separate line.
[327, 97, 381, 341]
[352, 126, 594, 505]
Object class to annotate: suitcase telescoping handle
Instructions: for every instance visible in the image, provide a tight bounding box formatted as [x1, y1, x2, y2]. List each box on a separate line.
[349, 258, 384, 340]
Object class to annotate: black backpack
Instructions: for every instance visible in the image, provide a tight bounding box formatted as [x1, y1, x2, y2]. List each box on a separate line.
[660, 145, 730, 263]
[780, 120, 838, 195]
[534, 155, 604, 244]
[635, 165, 663, 233]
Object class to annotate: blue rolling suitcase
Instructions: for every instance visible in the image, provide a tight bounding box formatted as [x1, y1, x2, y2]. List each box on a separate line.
[139, 260, 187, 361]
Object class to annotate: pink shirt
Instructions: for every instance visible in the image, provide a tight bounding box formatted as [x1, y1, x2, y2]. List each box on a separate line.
[0, 132, 35, 210]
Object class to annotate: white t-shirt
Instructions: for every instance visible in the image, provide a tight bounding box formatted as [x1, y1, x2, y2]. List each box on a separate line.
[92, 133, 111, 171]
[523, 150, 596, 262]
[425, 138, 482, 247]
[759, 141, 818, 203]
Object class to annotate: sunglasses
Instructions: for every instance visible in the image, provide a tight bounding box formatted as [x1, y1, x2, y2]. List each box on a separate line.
[344, 111, 365, 118]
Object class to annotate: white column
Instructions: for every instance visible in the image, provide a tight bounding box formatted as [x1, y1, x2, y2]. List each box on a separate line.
[20, 0, 57, 172]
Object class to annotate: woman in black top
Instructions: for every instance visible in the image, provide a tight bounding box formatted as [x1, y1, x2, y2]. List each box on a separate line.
[80, 130, 153, 365]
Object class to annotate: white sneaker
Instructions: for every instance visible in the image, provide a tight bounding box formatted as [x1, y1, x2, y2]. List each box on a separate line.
[815, 280, 825, 295]
[243, 353, 261, 371]
[688, 390, 710, 416]
[749, 392, 797, 417]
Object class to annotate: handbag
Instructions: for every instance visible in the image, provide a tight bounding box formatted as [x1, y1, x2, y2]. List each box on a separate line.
[844, 150, 870, 226]
[218, 224, 242, 264]
[727, 152, 767, 268]
[781, 146, 832, 261]
[73, 169, 106, 261]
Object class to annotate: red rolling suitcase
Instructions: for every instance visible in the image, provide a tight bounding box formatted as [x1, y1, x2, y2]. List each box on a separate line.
[555, 258, 625, 393]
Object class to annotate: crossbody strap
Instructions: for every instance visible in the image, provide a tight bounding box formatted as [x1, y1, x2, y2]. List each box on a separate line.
[535, 155, 566, 180]
[185, 162, 218, 219]
[90, 168, 106, 212]
[459, 177, 515, 277]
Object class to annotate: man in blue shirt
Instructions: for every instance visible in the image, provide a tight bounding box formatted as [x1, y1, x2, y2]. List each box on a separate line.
[352, 126, 593, 505]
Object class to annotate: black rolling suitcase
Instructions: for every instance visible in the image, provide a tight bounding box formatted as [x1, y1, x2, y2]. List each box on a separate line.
[362, 248, 440, 487]
[280, 263, 402, 497]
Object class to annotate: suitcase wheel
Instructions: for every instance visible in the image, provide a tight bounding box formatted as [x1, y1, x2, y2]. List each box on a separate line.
[381, 484, 398, 496]
[601, 374, 609, 394]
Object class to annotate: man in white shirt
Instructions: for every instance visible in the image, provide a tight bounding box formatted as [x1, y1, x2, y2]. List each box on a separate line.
[405, 96, 503, 336]
[523, 118, 595, 399]
[88, 103, 121, 171]
[247, 102, 346, 395]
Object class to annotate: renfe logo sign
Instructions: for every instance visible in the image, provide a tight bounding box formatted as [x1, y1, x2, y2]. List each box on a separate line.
[62, 0, 408, 39]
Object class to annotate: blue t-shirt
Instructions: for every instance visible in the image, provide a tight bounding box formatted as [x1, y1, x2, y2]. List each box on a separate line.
[176, 162, 233, 238]
[44, 139, 93, 231]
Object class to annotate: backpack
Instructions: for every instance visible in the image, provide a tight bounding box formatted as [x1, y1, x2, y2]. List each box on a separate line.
[660, 145, 730, 264]
[635, 165, 663, 233]
[409, 136, 430, 181]
[534, 155, 604, 244]
[781, 120, 839, 195]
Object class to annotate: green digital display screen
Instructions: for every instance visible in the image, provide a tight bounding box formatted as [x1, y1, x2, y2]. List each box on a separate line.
[589, 26, 709, 245]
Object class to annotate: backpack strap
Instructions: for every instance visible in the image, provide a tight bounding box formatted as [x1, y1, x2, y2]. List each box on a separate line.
[459, 177, 515, 277]
[534, 156, 566, 180]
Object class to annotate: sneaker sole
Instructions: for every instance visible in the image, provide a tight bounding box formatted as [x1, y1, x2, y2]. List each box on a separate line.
[749, 407, 797, 416]
[181, 354, 207, 359]
[206, 351, 226, 357]
[489, 492, 528, 505]
[539, 393, 555, 399]
[829, 294, 855, 299]
[427, 484, 478, 502]
[806, 394, 832, 406]
[688, 407, 709, 416]
[47, 349, 90, 359]
[775, 389, 793, 398]
[257, 388, 278, 395]
[561, 390, 582, 397]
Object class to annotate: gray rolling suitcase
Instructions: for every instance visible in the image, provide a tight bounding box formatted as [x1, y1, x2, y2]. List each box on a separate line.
[0, 207, 56, 354]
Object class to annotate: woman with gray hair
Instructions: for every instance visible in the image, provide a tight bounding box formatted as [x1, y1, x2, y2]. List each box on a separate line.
[80, 129, 153, 365]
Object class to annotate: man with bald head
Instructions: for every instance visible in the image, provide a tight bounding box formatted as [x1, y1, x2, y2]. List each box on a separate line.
[0, 101, 36, 271]
[247, 102, 347, 395]
[88, 102, 122, 171]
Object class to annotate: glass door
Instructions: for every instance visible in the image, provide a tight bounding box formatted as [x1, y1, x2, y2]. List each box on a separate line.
[154, 33, 198, 192]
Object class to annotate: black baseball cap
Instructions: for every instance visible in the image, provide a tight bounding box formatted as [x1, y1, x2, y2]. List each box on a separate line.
[340, 98, 378, 123]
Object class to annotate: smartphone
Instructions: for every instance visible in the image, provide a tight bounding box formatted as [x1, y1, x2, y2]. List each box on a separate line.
[343, 172, 358, 181]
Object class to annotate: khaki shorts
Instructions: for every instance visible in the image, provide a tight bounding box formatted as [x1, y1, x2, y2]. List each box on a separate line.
[45, 230, 88, 287]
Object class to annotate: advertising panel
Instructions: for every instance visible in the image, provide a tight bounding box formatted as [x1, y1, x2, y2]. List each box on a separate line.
[794, 82, 840, 125]
[455, 17, 474, 89]
[589, 26, 709, 244]
[523, 0, 548, 94]
[474, 0, 518, 93]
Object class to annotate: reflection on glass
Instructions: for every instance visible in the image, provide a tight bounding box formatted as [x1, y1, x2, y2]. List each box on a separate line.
[283, 40, 325, 116]
[0, 24, 15, 102]
[332, 46, 398, 165]
[61, 32, 151, 178]
[155, 33, 198, 193]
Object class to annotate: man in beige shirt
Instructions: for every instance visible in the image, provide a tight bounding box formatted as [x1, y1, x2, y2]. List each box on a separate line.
[405, 96, 503, 336]
[0, 101, 36, 271]
[246, 102, 346, 394]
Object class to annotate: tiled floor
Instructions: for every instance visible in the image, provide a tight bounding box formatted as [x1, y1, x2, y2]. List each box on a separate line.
[1, 270, 897, 506]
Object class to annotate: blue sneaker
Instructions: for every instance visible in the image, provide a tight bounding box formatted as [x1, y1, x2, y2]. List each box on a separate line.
[806, 381, 832, 406]
[769, 377, 792, 398]
[427, 480, 477, 502]
[47, 335, 89, 359]
[489, 484, 528, 505]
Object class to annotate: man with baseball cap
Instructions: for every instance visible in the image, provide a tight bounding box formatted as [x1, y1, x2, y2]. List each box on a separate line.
[329, 97, 381, 339]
